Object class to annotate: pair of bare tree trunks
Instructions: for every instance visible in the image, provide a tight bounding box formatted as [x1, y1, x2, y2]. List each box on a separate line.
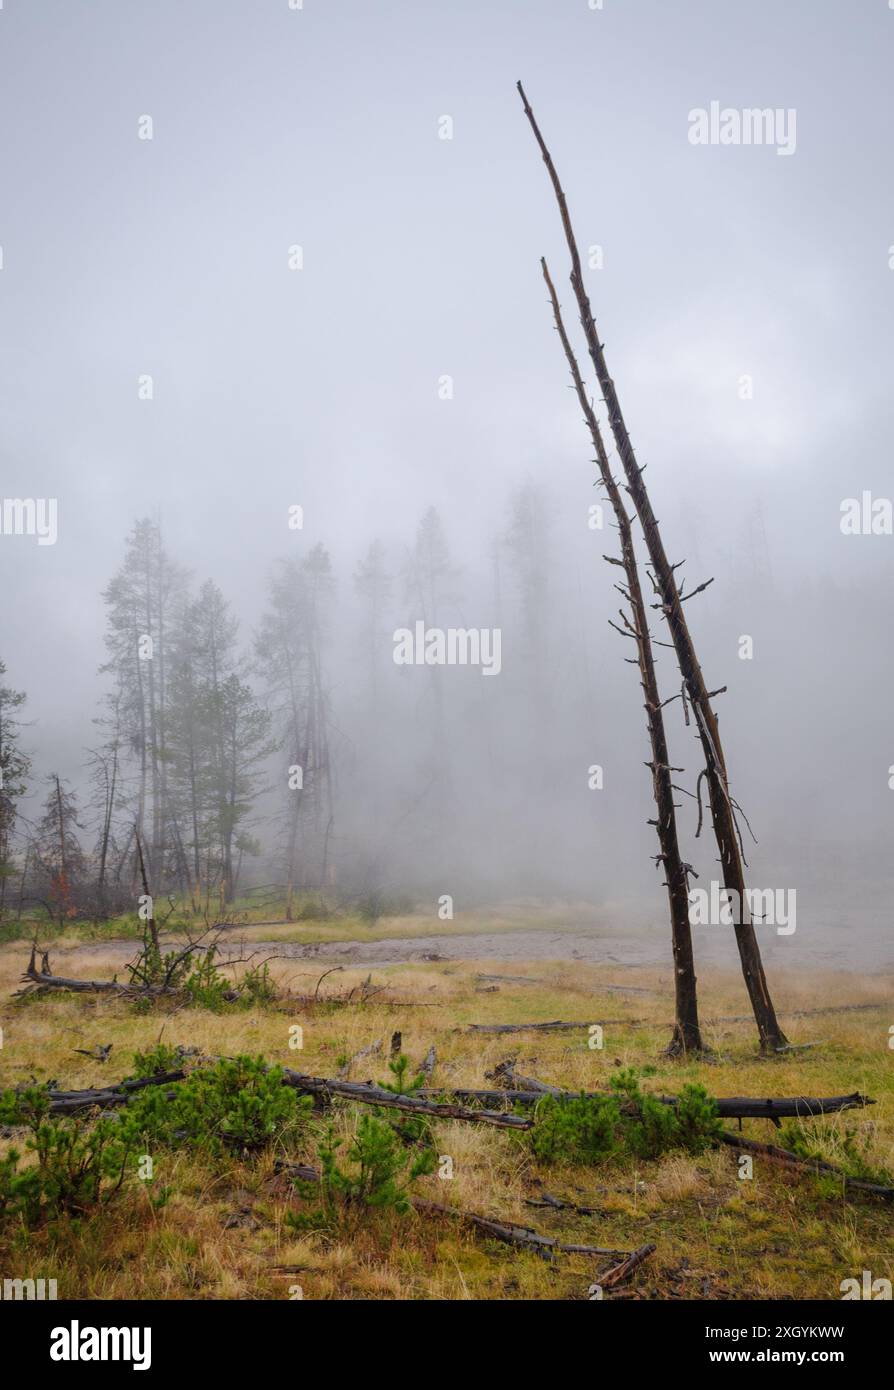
[540, 255, 701, 1053]
[519, 82, 788, 1053]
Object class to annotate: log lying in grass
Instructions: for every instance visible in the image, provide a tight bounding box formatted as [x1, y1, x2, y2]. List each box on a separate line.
[486, 1058, 561, 1094]
[17, 946, 179, 998]
[39, 1064, 527, 1130]
[274, 1160, 628, 1258]
[35, 1062, 872, 1129]
[278, 1069, 532, 1130]
[467, 1000, 890, 1036]
[420, 1086, 874, 1121]
[412, 1199, 625, 1258]
[475, 973, 547, 986]
[525, 1190, 604, 1216]
[468, 1018, 640, 1034]
[718, 1132, 894, 1200]
[43, 1071, 186, 1116]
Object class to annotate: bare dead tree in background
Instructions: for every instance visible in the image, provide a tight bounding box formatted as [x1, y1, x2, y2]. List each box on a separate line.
[519, 81, 788, 1051]
[542, 259, 703, 1054]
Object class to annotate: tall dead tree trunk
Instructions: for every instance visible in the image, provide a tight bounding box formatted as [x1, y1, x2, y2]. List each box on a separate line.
[519, 82, 787, 1051]
[541, 260, 702, 1053]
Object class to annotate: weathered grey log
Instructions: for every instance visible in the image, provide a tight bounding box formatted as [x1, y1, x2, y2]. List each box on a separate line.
[44, 1070, 186, 1116]
[56, 1057, 531, 1130]
[475, 973, 547, 986]
[420, 1086, 873, 1121]
[18, 946, 179, 997]
[487, 1058, 561, 1094]
[468, 1019, 640, 1034]
[274, 1160, 628, 1259]
[36, 1063, 872, 1128]
[414, 1199, 627, 1258]
[279, 1068, 532, 1130]
[468, 1001, 888, 1034]
[718, 1132, 894, 1200]
[525, 1191, 604, 1216]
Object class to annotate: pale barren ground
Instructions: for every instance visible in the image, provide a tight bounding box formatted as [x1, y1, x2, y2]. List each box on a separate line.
[0, 920, 891, 1302]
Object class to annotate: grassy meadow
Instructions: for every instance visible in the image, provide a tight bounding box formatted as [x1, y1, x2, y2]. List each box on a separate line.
[0, 910, 891, 1301]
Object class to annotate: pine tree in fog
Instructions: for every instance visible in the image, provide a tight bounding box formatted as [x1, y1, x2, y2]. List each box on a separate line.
[100, 519, 187, 885]
[34, 774, 85, 925]
[0, 659, 31, 916]
[255, 545, 335, 914]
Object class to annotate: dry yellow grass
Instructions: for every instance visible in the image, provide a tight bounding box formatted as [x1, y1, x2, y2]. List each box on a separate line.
[0, 934, 891, 1301]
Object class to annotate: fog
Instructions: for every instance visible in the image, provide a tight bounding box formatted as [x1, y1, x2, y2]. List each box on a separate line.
[1, 1, 892, 969]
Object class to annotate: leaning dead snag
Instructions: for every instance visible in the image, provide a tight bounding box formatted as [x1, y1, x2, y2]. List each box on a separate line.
[519, 81, 787, 1051]
[541, 258, 702, 1054]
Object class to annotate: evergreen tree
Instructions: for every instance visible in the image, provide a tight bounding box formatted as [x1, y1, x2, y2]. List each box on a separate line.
[255, 546, 335, 913]
[0, 660, 31, 917]
[34, 775, 85, 924]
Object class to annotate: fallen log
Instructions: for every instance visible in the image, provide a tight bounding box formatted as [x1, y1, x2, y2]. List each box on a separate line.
[274, 1160, 628, 1259]
[419, 1086, 874, 1121]
[17, 946, 179, 998]
[37, 1062, 531, 1131]
[718, 1132, 894, 1200]
[42, 1071, 186, 1116]
[279, 1068, 532, 1130]
[525, 1190, 604, 1216]
[413, 1198, 624, 1258]
[468, 1002, 889, 1034]
[34, 1062, 873, 1129]
[475, 973, 547, 986]
[467, 1019, 640, 1034]
[486, 1058, 561, 1094]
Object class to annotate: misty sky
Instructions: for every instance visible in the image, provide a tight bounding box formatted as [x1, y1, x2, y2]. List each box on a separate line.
[1, 1, 892, 966]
